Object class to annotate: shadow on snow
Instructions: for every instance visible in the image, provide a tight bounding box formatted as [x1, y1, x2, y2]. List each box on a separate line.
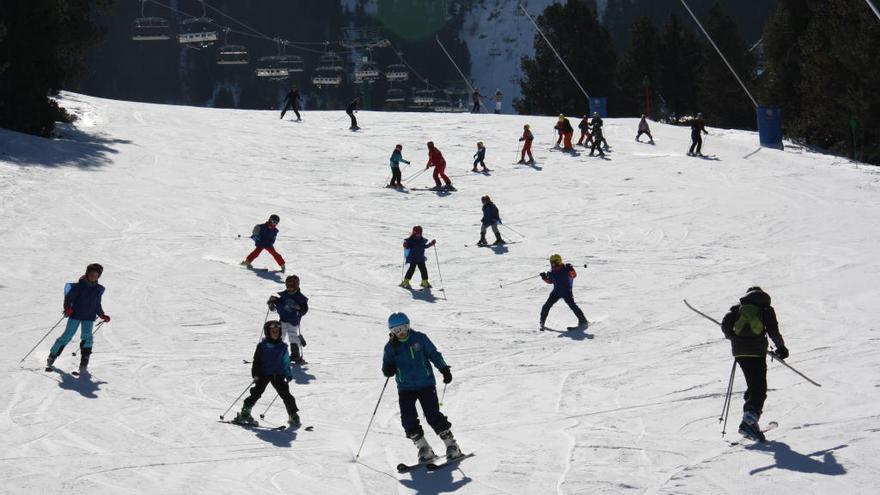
[0, 125, 130, 169]
[57, 370, 107, 399]
[747, 441, 847, 476]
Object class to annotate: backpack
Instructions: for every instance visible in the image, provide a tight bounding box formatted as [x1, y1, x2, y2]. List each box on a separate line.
[733, 304, 764, 336]
[250, 224, 261, 242]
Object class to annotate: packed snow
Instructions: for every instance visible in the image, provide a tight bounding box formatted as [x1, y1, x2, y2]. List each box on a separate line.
[1, 92, 879, 494]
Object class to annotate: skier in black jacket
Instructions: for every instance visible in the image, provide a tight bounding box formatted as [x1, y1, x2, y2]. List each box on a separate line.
[588, 113, 606, 157]
[720, 286, 789, 441]
[688, 113, 708, 156]
[346, 97, 359, 130]
[280, 86, 301, 121]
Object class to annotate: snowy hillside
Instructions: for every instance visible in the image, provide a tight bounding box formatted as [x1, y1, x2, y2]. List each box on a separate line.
[2, 93, 879, 494]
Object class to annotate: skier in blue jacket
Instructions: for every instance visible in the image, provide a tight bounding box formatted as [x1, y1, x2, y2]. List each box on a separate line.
[382, 312, 462, 462]
[241, 214, 285, 272]
[477, 195, 505, 247]
[267, 275, 309, 365]
[388, 144, 410, 188]
[399, 225, 436, 289]
[235, 320, 300, 427]
[47, 263, 110, 372]
[539, 254, 588, 330]
[471, 141, 488, 172]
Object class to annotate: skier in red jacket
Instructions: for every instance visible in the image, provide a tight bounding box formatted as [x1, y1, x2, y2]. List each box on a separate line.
[426, 141, 454, 191]
[518, 124, 534, 164]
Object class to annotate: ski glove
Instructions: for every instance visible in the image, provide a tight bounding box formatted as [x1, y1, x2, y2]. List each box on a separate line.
[775, 347, 789, 360]
[299, 335, 307, 347]
[267, 296, 280, 310]
[64, 307, 74, 317]
[382, 364, 396, 377]
[99, 314, 111, 323]
[440, 367, 453, 384]
[540, 272, 549, 280]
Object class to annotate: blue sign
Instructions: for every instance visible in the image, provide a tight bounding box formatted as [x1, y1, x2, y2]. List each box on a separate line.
[589, 97, 607, 118]
[757, 106, 783, 150]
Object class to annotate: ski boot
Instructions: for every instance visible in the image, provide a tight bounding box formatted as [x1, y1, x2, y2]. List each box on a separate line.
[443, 184, 457, 191]
[439, 429, 463, 460]
[408, 432, 437, 463]
[420, 279, 432, 289]
[45, 353, 58, 371]
[738, 411, 765, 442]
[527, 159, 536, 165]
[234, 406, 257, 425]
[539, 319, 546, 331]
[288, 412, 301, 428]
[280, 264, 286, 274]
[240, 260, 252, 268]
[78, 347, 92, 374]
[516, 159, 526, 164]
[430, 185, 442, 191]
[471, 167, 479, 172]
[492, 235, 506, 246]
[290, 344, 307, 365]
[399, 278, 412, 289]
[476, 236, 488, 247]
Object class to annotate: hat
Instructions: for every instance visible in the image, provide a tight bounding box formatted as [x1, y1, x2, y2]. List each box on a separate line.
[86, 263, 104, 276]
[269, 214, 280, 224]
[481, 195, 490, 202]
[412, 225, 423, 234]
[549, 254, 563, 264]
[427, 141, 434, 148]
[395, 144, 402, 150]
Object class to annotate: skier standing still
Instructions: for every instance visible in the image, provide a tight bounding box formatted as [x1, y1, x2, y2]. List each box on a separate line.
[518, 124, 534, 164]
[267, 275, 309, 365]
[539, 254, 588, 330]
[389, 144, 410, 188]
[688, 112, 708, 156]
[577, 114, 593, 146]
[399, 226, 435, 289]
[472, 142, 488, 172]
[280, 85, 302, 121]
[636, 114, 654, 143]
[425, 141, 454, 191]
[477, 195, 504, 247]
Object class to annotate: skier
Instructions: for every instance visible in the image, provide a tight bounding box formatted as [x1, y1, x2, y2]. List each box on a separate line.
[382, 312, 462, 462]
[267, 275, 309, 365]
[388, 144, 410, 188]
[425, 141, 454, 191]
[280, 85, 301, 121]
[688, 112, 708, 156]
[241, 214, 285, 272]
[539, 254, 588, 330]
[554, 115, 574, 151]
[636, 114, 654, 144]
[720, 286, 789, 441]
[346, 96, 359, 130]
[234, 320, 301, 427]
[399, 225, 435, 289]
[46, 263, 110, 372]
[471, 89, 482, 113]
[493, 89, 503, 114]
[517, 124, 534, 164]
[472, 141, 488, 172]
[477, 195, 504, 247]
[589, 112, 606, 157]
[576, 114, 593, 147]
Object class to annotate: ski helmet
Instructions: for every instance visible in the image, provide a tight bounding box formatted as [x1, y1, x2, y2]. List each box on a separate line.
[427, 141, 434, 148]
[269, 214, 280, 224]
[558, 114, 565, 121]
[388, 312, 410, 329]
[549, 254, 563, 265]
[524, 124, 530, 129]
[395, 144, 402, 150]
[263, 320, 282, 339]
[86, 263, 104, 276]
[481, 195, 490, 203]
[412, 225, 423, 235]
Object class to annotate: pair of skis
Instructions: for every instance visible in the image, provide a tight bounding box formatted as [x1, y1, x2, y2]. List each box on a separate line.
[396, 452, 474, 473]
[219, 419, 314, 432]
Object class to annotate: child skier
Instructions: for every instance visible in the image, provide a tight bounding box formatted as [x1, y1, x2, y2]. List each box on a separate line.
[517, 124, 534, 164]
[46, 263, 110, 372]
[688, 112, 708, 156]
[539, 254, 588, 330]
[472, 142, 488, 172]
[425, 141, 454, 191]
[720, 286, 789, 441]
[589, 113, 606, 158]
[554, 115, 574, 151]
[577, 114, 593, 146]
[477, 195, 504, 246]
[241, 214, 285, 272]
[388, 144, 410, 188]
[235, 320, 300, 427]
[636, 114, 654, 143]
[400, 225, 436, 289]
[267, 275, 310, 365]
[382, 312, 463, 462]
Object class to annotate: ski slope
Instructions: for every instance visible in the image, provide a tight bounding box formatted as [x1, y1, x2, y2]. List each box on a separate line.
[2, 92, 879, 494]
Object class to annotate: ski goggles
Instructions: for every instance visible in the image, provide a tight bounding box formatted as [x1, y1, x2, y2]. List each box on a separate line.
[390, 323, 410, 339]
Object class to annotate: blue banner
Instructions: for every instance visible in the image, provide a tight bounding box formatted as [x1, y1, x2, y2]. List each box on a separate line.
[757, 106, 783, 150]
[589, 97, 607, 118]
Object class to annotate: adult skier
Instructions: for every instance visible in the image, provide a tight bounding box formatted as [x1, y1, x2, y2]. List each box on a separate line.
[382, 312, 463, 462]
[388, 144, 410, 188]
[472, 141, 488, 172]
[477, 195, 504, 247]
[577, 114, 593, 147]
[399, 225, 435, 289]
[688, 112, 708, 156]
[241, 214, 285, 272]
[280, 85, 301, 121]
[539, 254, 588, 330]
[46, 263, 111, 372]
[346, 96, 360, 130]
[720, 286, 789, 441]
[471, 89, 482, 113]
[554, 115, 574, 151]
[425, 141, 454, 191]
[589, 113, 606, 158]
[636, 114, 654, 144]
[517, 124, 535, 164]
[493, 89, 503, 114]
[267, 275, 309, 365]
[234, 320, 301, 427]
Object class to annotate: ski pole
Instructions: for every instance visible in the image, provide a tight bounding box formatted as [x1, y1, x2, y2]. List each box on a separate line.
[257, 307, 271, 341]
[433, 245, 446, 297]
[403, 167, 428, 185]
[683, 299, 722, 326]
[355, 377, 390, 460]
[72, 321, 105, 357]
[439, 383, 448, 407]
[499, 274, 542, 288]
[19, 315, 67, 365]
[720, 360, 735, 436]
[499, 222, 525, 238]
[220, 380, 255, 420]
[769, 351, 822, 387]
[260, 393, 279, 419]
[400, 259, 406, 281]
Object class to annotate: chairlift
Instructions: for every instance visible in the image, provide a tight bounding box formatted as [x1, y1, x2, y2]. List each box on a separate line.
[431, 98, 452, 112]
[317, 51, 344, 71]
[132, 1, 171, 41]
[354, 61, 381, 82]
[385, 88, 406, 103]
[178, 17, 218, 47]
[312, 68, 343, 87]
[413, 88, 434, 105]
[255, 56, 289, 79]
[217, 29, 248, 64]
[385, 63, 409, 82]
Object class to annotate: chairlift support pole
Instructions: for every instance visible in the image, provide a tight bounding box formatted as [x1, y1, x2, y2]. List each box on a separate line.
[434, 35, 486, 112]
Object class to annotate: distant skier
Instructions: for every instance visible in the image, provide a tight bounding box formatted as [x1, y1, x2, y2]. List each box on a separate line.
[425, 141, 454, 191]
[539, 254, 588, 330]
[388, 144, 410, 188]
[471, 89, 482, 113]
[493, 89, 503, 114]
[636, 114, 654, 144]
[477, 195, 504, 247]
[382, 312, 463, 463]
[399, 225, 435, 289]
[234, 320, 300, 427]
[280, 85, 301, 121]
[720, 286, 789, 442]
[554, 115, 574, 151]
[688, 112, 708, 156]
[576, 114, 593, 147]
[346, 96, 360, 130]
[46, 263, 111, 373]
[267, 275, 309, 365]
[241, 214, 285, 272]
[589, 113, 606, 158]
[472, 141, 488, 172]
[517, 124, 535, 164]
[591, 112, 609, 149]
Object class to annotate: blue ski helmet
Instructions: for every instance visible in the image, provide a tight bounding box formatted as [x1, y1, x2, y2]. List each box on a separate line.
[388, 312, 410, 329]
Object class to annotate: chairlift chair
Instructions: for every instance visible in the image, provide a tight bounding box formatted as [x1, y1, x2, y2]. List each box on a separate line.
[385, 63, 409, 82]
[217, 44, 248, 65]
[312, 68, 343, 87]
[413, 88, 434, 105]
[255, 56, 289, 79]
[354, 62, 381, 82]
[178, 17, 218, 47]
[385, 88, 406, 103]
[132, 17, 171, 41]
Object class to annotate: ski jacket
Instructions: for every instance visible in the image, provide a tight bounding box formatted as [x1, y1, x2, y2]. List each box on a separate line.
[64, 278, 106, 321]
[252, 222, 279, 248]
[473, 147, 486, 160]
[555, 119, 574, 134]
[590, 117, 604, 137]
[578, 118, 590, 131]
[521, 129, 534, 142]
[346, 99, 358, 114]
[481, 202, 500, 225]
[720, 289, 785, 358]
[383, 330, 448, 391]
[691, 118, 707, 136]
[284, 90, 301, 106]
[390, 149, 410, 168]
[251, 339, 293, 379]
[639, 118, 650, 132]
[494, 92, 503, 102]
[275, 289, 309, 325]
[426, 147, 446, 168]
[403, 236, 429, 263]
[542, 264, 577, 294]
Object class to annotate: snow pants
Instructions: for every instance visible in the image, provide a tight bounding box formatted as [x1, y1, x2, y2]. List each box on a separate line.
[563, 131, 574, 150]
[472, 157, 487, 171]
[281, 322, 303, 360]
[246, 246, 285, 266]
[50, 318, 93, 356]
[540, 291, 586, 324]
[280, 103, 300, 120]
[577, 130, 593, 146]
[689, 133, 703, 155]
[636, 130, 652, 141]
[556, 132, 564, 146]
[398, 386, 451, 438]
[347, 110, 358, 129]
[472, 101, 480, 113]
[589, 137, 605, 156]
[432, 165, 451, 187]
[736, 357, 767, 416]
[390, 167, 402, 187]
[520, 141, 533, 162]
[404, 262, 429, 282]
[480, 222, 501, 240]
[244, 375, 299, 415]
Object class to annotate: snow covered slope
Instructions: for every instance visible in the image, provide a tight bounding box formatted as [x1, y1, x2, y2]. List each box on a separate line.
[1, 93, 879, 494]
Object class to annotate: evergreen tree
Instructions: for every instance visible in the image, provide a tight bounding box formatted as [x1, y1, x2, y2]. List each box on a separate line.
[657, 14, 701, 120]
[615, 16, 661, 117]
[759, 0, 812, 130]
